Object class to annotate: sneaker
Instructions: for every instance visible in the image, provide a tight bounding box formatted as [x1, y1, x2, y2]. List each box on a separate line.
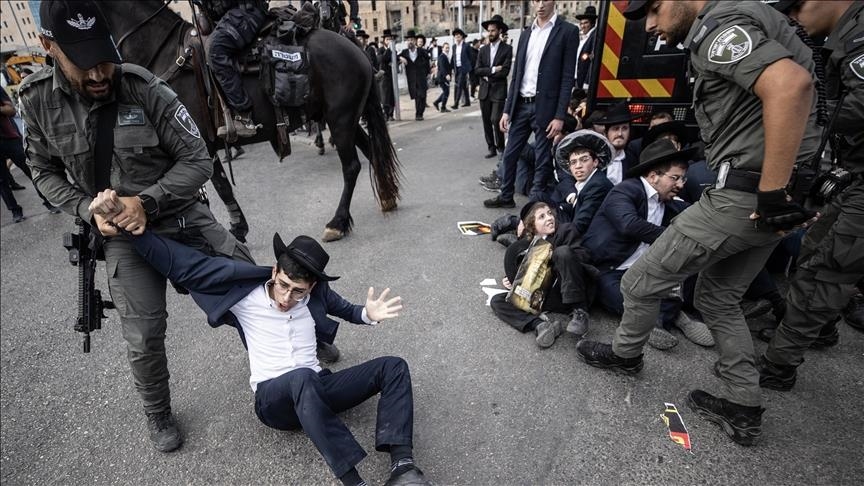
[146, 410, 183, 452]
[535, 312, 567, 348]
[479, 171, 499, 185]
[566, 308, 590, 337]
[575, 340, 644, 374]
[481, 179, 501, 192]
[756, 355, 797, 391]
[647, 327, 678, 350]
[687, 389, 764, 446]
[483, 196, 516, 208]
[316, 340, 341, 364]
[675, 312, 714, 347]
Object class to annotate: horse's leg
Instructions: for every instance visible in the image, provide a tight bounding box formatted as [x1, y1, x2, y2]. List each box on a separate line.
[210, 155, 249, 243]
[322, 132, 361, 242]
[314, 122, 325, 156]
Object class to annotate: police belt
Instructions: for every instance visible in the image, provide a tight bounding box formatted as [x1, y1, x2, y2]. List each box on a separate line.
[715, 162, 760, 193]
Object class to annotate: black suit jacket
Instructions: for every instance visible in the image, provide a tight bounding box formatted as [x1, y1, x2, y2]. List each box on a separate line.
[475, 41, 513, 102]
[575, 27, 596, 89]
[452, 41, 473, 74]
[552, 170, 614, 235]
[504, 17, 579, 127]
[399, 48, 431, 98]
[581, 177, 689, 271]
[437, 52, 452, 83]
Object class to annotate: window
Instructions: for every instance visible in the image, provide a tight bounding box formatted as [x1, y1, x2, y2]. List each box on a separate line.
[406, 7, 409, 14]
[373, 18, 378, 31]
[371, 0, 376, 11]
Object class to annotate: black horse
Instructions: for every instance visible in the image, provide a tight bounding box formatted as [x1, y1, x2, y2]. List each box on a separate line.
[100, 0, 401, 242]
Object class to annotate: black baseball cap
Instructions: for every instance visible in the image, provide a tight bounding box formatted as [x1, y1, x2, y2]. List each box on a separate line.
[623, 0, 651, 21]
[39, 0, 122, 70]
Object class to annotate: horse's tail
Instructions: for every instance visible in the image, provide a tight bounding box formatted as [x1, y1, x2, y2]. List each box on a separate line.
[363, 75, 401, 210]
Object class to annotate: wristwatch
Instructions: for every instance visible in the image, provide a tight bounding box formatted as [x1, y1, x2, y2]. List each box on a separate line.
[138, 194, 159, 218]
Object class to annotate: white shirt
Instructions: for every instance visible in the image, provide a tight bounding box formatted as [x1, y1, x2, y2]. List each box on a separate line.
[606, 150, 626, 185]
[520, 13, 558, 97]
[489, 40, 500, 68]
[231, 284, 320, 392]
[409, 47, 417, 62]
[455, 42, 464, 67]
[616, 177, 665, 271]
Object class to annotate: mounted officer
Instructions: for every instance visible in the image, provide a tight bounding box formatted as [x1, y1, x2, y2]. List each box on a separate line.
[194, 0, 269, 138]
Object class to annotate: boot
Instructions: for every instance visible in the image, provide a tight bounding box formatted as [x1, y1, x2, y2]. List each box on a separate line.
[217, 111, 260, 138]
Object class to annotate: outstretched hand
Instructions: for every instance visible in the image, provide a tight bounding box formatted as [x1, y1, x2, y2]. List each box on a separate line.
[364, 287, 403, 322]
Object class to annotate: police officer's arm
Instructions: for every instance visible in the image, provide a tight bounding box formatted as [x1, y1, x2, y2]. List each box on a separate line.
[752, 58, 814, 191]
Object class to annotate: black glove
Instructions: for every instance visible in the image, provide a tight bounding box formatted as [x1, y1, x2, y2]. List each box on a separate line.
[756, 189, 816, 231]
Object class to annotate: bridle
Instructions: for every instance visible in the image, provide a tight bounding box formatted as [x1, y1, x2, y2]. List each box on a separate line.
[109, 1, 187, 70]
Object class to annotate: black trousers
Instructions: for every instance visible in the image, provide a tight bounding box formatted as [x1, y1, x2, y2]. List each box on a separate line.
[480, 97, 505, 153]
[1, 137, 52, 207]
[0, 147, 21, 215]
[452, 69, 470, 107]
[209, 7, 267, 112]
[413, 88, 427, 118]
[254, 357, 414, 478]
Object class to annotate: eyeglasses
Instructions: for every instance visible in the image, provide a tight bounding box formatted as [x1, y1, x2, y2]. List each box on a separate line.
[269, 280, 311, 301]
[568, 155, 594, 166]
[660, 173, 687, 184]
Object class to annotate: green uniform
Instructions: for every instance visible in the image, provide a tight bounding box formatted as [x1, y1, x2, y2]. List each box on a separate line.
[766, 2, 864, 367]
[19, 63, 254, 414]
[611, 0, 820, 407]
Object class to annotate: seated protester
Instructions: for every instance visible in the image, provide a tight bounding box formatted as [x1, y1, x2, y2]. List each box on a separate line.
[581, 139, 714, 349]
[490, 201, 596, 346]
[124, 229, 431, 486]
[550, 130, 614, 234]
[595, 101, 638, 185]
[583, 110, 606, 137]
[627, 110, 674, 158]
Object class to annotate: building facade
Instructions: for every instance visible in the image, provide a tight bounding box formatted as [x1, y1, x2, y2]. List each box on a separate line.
[1, 0, 41, 54]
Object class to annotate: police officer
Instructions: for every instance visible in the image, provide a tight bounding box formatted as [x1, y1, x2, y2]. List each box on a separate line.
[759, 0, 864, 390]
[20, 0, 254, 452]
[196, 0, 268, 138]
[576, 0, 821, 446]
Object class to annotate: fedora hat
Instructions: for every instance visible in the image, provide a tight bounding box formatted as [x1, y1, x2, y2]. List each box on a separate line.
[452, 27, 467, 38]
[382, 29, 394, 39]
[273, 233, 340, 281]
[626, 139, 697, 178]
[355, 29, 369, 39]
[481, 15, 508, 33]
[555, 129, 615, 171]
[597, 101, 636, 126]
[575, 5, 598, 20]
[405, 29, 417, 39]
[643, 120, 689, 148]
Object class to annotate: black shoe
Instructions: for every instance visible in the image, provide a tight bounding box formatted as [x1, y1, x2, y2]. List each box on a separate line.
[844, 293, 864, 331]
[742, 299, 773, 319]
[576, 340, 643, 375]
[450, 105, 459, 109]
[12, 209, 25, 223]
[484, 150, 498, 159]
[462, 103, 471, 107]
[440, 107, 450, 113]
[490, 214, 518, 241]
[384, 466, 431, 486]
[756, 355, 797, 391]
[316, 340, 341, 364]
[810, 319, 840, 348]
[496, 233, 518, 247]
[757, 326, 777, 343]
[483, 196, 515, 208]
[415, 116, 424, 121]
[433, 100, 440, 111]
[146, 410, 183, 452]
[9, 181, 26, 191]
[687, 390, 763, 446]
[43, 202, 62, 214]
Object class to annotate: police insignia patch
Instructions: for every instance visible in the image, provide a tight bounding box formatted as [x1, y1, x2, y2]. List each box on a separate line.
[174, 105, 200, 138]
[707, 26, 753, 64]
[851, 53, 864, 81]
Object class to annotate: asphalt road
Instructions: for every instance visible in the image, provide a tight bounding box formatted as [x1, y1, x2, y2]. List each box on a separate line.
[2, 98, 863, 485]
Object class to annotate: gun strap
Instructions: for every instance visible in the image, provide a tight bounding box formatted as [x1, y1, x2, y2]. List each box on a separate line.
[94, 67, 122, 192]
[809, 90, 847, 170]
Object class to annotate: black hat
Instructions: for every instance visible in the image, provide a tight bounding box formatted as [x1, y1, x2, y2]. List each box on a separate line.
[382, 29, 394, 39]
[768, 0, 800, 14]
[623, 0, 651, 21]
[356, 29, 369, 38]
[597, 101, 636, 126]
[452, 27, 467, 38]
[519, 199, 555, 223]
[39, 0, 122, 70]
[405, 29, 417, 39]
[626, 139, 696, 178]
[481, 15, 509, 33]
[273, 233, 340, 282]
[643, 120, 688, 148]
[575, 6, 598, 20]
[555, 129, 614, 171]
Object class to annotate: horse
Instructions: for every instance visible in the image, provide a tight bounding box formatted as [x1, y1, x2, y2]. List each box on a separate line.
[99, 0, 401, 242]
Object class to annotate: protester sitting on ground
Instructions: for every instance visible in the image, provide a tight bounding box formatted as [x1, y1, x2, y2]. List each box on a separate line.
[581, 139, 714, 349]
[490, 201, 596, 347]
[627, 110, 674, 157]
[550, 130, 614, 233]
[583, 110, 606, 136]
[123, 227, 431, 486]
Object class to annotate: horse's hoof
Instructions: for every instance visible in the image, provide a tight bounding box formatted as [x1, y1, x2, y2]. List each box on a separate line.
[322, 227, 344, 242]
[318, 147, 325, 156]
[380, 199, 398, 212]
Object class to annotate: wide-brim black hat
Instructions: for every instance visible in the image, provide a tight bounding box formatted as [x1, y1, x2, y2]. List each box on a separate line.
[355, 29, 369, 38]
[770, 0, 800, 14]
[623, 0, 650, 21]
[405, 29, 417, 39]
[519, 198, 556, 223]
[597, 101, 636, 126]
[382, 29, 394, 38]
[273, 233, 340, 281]
[555, 129, 614, 171]
[481, 15, 508, 33]
[626, 139, 697, 178]
[40, 0, 122, 70]
[575, 6, 598, 20]
[643, 120, 688, 147]
[452, 28, 467, 38]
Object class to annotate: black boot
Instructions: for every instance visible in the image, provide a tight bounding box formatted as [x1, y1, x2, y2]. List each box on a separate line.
[576, 340, 643, 375]
[146, 410, 183, 452]
[756, 355, 798, 391]
[688, 390, 764, 446]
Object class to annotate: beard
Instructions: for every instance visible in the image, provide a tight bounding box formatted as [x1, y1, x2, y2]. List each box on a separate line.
[663, 2, 697, 46]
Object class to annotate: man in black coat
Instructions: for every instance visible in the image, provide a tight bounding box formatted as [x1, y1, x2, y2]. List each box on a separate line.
[433, 42, 452, 112]
[450, 28, 473, 108]
[574, 5, 598, 90]
[399, 30, 432, 121]
[476, 15, 513, 159]
[377, 29, 396, 121]
[356, 30, 378, 70]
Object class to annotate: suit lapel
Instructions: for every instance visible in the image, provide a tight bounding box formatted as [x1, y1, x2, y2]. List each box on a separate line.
[540, 17, 563, 62]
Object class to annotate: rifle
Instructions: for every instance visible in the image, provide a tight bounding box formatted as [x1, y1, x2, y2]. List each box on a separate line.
[62, 218, 114, 353]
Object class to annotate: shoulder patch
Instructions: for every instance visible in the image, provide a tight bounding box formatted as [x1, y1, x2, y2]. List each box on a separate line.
[174, 105, 200, 138]
[707, 26, 753, 64]
[850, 53, 864, 81]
